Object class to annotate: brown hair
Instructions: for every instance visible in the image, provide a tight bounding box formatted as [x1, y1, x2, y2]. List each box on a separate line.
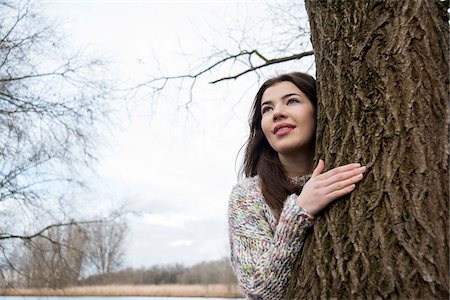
[242, 72, 317, 218]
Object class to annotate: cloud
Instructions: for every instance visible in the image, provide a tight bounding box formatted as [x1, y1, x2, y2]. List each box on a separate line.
[125, 212, 229, 267]
[169, 239, 193, 247]
[141, 212, 201, 228]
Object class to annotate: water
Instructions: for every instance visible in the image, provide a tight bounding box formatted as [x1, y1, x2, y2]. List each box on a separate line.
[0, 297, 243, 300]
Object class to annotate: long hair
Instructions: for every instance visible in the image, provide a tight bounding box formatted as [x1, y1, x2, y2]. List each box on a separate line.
[242, 72, 317, 219]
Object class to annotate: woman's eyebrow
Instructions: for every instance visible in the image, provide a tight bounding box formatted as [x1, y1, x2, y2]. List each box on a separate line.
[262, 93, 302, 106]
[281, 93, 301, 99]
[261, 100, 272, 106]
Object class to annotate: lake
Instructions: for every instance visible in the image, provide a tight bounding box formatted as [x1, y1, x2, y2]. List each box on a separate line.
[0, 297, 243, 300]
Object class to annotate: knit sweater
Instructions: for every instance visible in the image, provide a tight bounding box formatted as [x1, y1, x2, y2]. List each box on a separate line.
[228, 175, 314, 299]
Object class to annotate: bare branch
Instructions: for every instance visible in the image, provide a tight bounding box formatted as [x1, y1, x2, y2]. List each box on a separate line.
[210, 50, 314, 84]
[126, 49, 313, 109]
[124, 50, 260, 91]
[0, 220, 102, 241]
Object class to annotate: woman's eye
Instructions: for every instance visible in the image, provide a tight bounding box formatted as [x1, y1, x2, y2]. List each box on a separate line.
[262, 106, 272, 114]
[287, 98, 299, 104]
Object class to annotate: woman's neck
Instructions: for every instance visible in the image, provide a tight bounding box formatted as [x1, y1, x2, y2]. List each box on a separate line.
[278, 150, 315, 177]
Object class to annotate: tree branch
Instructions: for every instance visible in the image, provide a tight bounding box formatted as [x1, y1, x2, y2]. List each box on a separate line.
[0, 220, 102, 241]
[210, 50, 314, 83]
[125, 49, 314, 107]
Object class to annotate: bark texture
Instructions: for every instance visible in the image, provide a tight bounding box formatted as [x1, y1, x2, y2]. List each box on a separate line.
[287, 1, 449, 298]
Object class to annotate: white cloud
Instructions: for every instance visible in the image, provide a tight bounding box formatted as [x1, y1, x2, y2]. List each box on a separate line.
[126, 215, 229, 267]
[141, 212, 201, 228]
[169, 239, 193, 247]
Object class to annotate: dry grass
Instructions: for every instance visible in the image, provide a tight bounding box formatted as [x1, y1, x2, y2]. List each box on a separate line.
[0, 284, 244, 298]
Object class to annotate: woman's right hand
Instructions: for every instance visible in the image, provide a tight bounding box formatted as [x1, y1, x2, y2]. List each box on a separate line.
[296, 159, 366, 217]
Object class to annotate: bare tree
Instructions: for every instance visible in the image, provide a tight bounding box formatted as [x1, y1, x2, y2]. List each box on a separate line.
[84, 220, 128, 278]
[0, 0, 115, 287]
[8, 218, 128, 288]
[19, 224, 88, 288]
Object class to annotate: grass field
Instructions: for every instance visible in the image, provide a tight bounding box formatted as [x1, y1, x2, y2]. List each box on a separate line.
[0, 284, 244, 297]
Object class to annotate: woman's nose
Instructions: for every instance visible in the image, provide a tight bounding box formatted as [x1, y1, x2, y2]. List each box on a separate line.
[272, 105, 286, 121]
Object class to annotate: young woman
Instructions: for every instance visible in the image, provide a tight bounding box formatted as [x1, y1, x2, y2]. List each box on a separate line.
[228, 72, 366, 299]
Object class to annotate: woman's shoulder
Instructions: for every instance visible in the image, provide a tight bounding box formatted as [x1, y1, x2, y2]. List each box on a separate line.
[235, 175, 261, 188]
[230, 175, 261, 198]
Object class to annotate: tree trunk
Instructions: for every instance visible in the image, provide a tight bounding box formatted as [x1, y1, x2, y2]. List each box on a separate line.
[287, 1, 449, 298]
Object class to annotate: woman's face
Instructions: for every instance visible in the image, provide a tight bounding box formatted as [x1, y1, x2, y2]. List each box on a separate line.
[260, 81, 315, 156]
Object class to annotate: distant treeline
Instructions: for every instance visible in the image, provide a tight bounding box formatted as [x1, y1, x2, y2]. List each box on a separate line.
[80, 257, 237, 286]
[3, 221, 237, 288]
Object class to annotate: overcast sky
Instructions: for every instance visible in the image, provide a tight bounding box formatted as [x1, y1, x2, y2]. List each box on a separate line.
[42, 0, 312, 268]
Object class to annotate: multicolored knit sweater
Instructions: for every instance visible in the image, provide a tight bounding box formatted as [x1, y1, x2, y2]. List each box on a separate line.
[228, 175, 314, 299]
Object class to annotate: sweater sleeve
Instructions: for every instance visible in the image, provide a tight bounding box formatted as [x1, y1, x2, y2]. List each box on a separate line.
[228, 179, 314, 300]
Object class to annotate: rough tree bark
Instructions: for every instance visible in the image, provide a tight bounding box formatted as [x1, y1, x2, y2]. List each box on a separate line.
[287, 1, 449, 298]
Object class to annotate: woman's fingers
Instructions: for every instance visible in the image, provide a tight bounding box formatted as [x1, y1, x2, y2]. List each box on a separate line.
[318, 163, 362, 180]
[326, 183, 357, 201]
[321, 165, 367, 187]
[323, 172, 364, 199]
[312, 159, 325, 177]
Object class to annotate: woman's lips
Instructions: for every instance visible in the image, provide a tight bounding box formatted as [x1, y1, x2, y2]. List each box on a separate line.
[274, 126, 294, 136]
[273, 123, 295, 136]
